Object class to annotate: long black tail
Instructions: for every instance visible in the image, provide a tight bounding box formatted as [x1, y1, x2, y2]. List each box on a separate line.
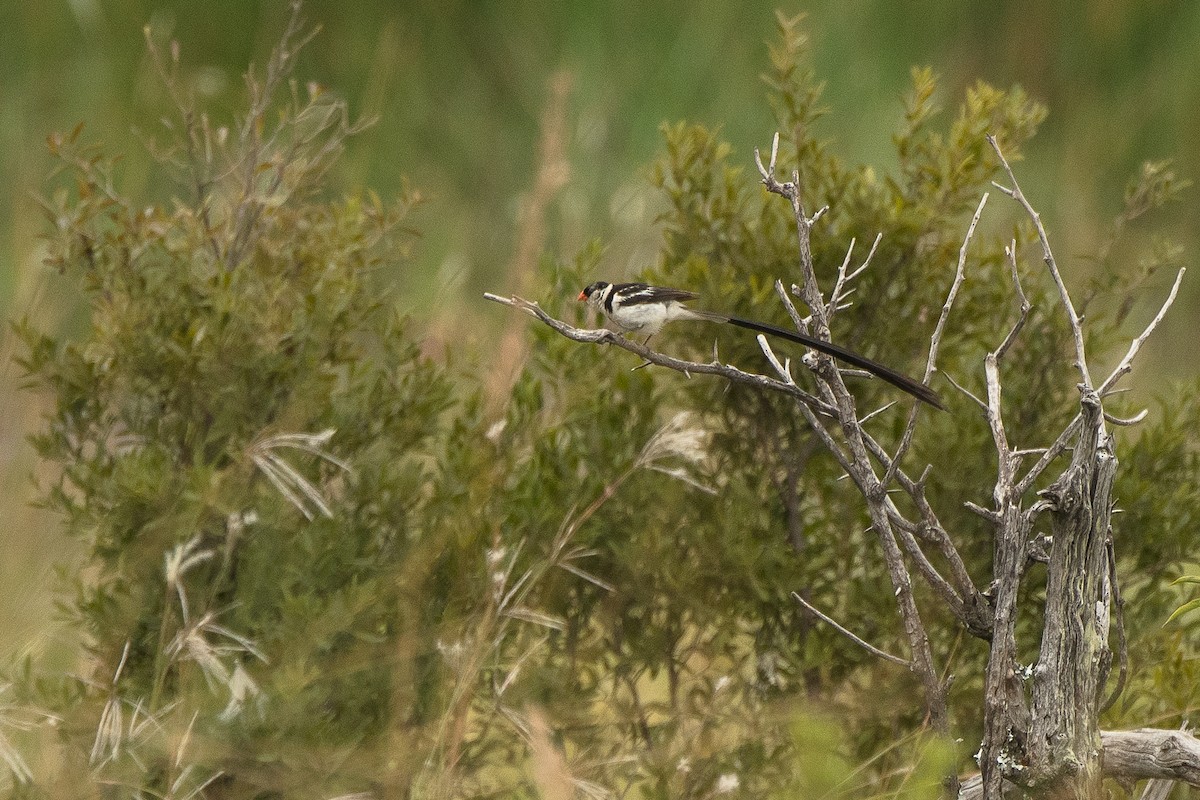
[710, 312, 944, 410]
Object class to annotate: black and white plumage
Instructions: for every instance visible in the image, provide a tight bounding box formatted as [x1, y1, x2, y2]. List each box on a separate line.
[578, 281, 943, 410]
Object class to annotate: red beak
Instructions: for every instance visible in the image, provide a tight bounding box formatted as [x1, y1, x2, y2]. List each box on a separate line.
[577, 290, 587, 301]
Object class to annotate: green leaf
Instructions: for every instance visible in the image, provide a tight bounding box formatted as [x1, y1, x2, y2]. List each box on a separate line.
[1165, 597, 1200, 625]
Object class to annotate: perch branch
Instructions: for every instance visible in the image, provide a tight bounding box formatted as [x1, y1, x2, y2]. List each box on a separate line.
[483, 293, 835, 414]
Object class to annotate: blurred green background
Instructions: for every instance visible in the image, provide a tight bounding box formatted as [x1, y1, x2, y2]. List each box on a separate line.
[2, 0, 1197, 664]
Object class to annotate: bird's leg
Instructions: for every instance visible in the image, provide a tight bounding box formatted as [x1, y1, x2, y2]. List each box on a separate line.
[630, 331, 654, 370]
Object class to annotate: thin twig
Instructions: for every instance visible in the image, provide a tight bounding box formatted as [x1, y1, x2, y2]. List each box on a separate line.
[1014, 413, 1084, 497]
[965, 501, 1002, 523]
[995, 239, 1031, 360]
[757, 334, 794, 385]
[758, 337, 855, 475]
[1003, 253, 1173, 495]
[1104, 409, 1149, 426]
[944, 373, 988, 412]
[884, 192, 987, 487]
[927, 192, 988, 381]
[1098, 267, 1186, 396]
[988, 134, 1091, 389]
[791, 592, 911, 668]
[859, 401, 898, 426]
[774, 279, 810, 337]
[828, 237, 857, 317]
[828, 232, 882, 318]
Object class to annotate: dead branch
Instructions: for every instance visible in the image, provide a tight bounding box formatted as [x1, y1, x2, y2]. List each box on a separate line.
[791, 592, 910, 668]
[988, 133, 1091, 389]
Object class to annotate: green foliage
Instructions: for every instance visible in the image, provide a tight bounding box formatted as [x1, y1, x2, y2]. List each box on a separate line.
[14, 11, 456, 797]
[1166, 576, 1200, 625]
[7, 6, 1199, 800]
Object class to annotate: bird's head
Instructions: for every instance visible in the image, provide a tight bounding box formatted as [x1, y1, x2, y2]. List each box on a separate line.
[577, 281, 609, 305]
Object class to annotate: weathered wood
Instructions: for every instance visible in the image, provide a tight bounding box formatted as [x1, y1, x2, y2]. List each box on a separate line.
[979, 501, 1033, 796]
[1027, 392, 1116, 797]
[960, 729, 1200, 799]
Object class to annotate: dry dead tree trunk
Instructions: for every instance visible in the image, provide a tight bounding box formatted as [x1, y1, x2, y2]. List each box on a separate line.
[1027, 391, 1115, 796]
[982, 389, 1116, 798]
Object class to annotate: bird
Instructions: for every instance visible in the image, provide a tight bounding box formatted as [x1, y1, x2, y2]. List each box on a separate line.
[577, 280, 944, 410]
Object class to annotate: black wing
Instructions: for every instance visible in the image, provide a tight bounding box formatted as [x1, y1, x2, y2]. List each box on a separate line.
[610, 283, 700, 306]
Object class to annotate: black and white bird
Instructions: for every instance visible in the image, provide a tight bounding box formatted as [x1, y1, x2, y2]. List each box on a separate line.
[578, 280, 943, 410]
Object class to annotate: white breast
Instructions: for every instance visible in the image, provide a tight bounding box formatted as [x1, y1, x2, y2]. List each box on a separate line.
[610, 300, 694, 336]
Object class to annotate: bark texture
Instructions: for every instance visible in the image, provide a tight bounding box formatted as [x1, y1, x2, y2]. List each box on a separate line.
[960, 728, 1200, 799]
[1026, 391, 1116, 797]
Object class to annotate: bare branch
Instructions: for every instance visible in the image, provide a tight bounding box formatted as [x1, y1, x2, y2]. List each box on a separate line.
[828, 236, 857, 315]
[859, 401, 898, 425]
[773, 279, 810, 337]
[859, 430, 991, 638]
[1105, 408, 1149, 426]
[889, 517, 969, 622]
[928, 192, 988, 383]
[995, 239, 1031, 360]
[988, 134, 1091, 389]
[1015, 413, 1084, 497]
[985, 352, 1014, 493]
[1098, 267, 1186, 397]
[753, 130, 781, 179]
[758, 337, 855, 474]
[944, 373, 988, 412]
[754, 135, 954, 737]
[756, 134, 826, 332]
[1010, 328, 1143, 502]
[965, 501, 1002, 523]
[757, 334, 793, 385]
[792, 592, 911, 668]
[828, 232, 882, 318]
[1100, 533, 1127, 713]
[884, 192, 987, 488]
